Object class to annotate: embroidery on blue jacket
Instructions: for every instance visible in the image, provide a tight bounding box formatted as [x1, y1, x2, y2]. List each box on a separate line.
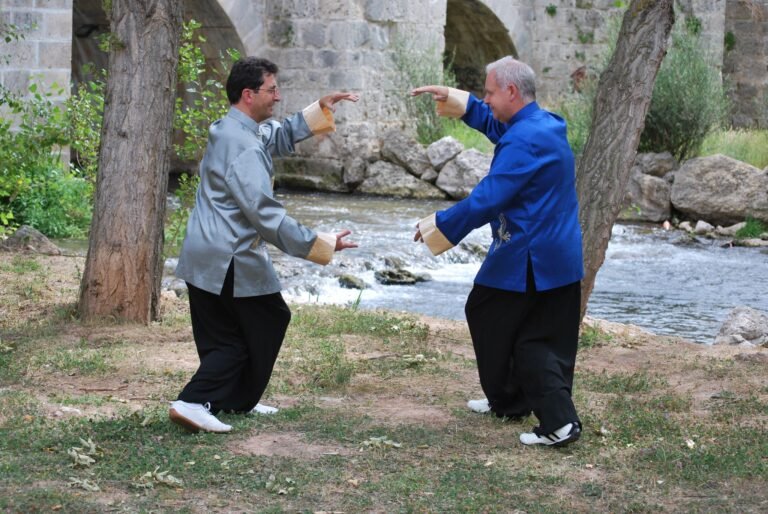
[494, 213, 511, 251]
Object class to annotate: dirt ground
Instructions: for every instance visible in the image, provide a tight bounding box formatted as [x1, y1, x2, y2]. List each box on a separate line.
[2, 251, 766, 447]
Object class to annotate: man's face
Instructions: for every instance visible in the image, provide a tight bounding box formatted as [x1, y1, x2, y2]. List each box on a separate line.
[247, 73, 281, 122]
[483, 71, 515, 123]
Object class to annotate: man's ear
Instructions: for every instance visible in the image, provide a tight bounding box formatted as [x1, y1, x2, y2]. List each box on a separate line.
[508, 83, 518, 99]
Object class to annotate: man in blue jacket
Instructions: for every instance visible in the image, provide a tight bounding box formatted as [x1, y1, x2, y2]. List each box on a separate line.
[412, 56, 584, 446]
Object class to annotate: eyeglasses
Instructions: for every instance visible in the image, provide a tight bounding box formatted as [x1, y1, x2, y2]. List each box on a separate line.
[251, 86, 279, 96]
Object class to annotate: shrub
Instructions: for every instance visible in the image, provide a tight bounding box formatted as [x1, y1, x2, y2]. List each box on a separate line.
[639, 21, 729, 160]
[390, 37, 457, 145]
[67, 68, 104, 182]
[0, 83, 91, 238]
[173, 19, 238, 163]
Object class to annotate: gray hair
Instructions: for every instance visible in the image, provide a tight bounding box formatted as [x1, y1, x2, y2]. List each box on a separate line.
[486, 56, 536, 102]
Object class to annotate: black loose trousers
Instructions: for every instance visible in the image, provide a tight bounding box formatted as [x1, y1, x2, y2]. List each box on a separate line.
[465, 263, 581, 434]
[178, 262, 291, 414]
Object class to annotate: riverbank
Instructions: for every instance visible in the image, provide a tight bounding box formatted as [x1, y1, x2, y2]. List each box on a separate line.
[1, 251, 766, 512]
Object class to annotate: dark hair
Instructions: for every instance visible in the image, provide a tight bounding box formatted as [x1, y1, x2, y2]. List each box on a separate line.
[225, 57, 279, 104]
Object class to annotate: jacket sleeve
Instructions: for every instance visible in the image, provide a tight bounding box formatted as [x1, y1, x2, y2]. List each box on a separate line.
[259, 101, 336, 158]
[436, 141, 539, 245]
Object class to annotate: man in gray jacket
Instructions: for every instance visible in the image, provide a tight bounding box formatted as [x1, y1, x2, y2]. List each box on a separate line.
[170, 57, 359, 433]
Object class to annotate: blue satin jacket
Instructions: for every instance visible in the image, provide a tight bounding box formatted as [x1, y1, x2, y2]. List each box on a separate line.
[436, 97, 584, 292]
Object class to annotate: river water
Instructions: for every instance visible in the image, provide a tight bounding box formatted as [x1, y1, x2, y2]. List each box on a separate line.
[271, 192, 768, 344]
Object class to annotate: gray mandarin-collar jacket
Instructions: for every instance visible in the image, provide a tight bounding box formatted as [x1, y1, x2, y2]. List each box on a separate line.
[175, 105, 335, 297]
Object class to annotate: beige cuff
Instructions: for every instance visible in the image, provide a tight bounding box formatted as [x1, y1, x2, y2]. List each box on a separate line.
[419, 213, 454, 256]
[303, 101, 336, 135]
[436, 88, 470, 118]
[306, 232, 336, 265]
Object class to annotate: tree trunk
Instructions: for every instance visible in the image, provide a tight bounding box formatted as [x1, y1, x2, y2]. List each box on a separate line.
[78, 1, 183, 323]
[577, 0, 675, 320]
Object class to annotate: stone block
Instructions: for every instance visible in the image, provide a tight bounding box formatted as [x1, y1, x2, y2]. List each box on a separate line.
[1, 69, 31, 94]
[305, 69, 329, 88]
[279, 48, 314, 68]
[300, 21, 326, 48]
[329, 69, 363, 89]
[6, 0, 35, 7]
[266, 0, 320, 19]
[268, 20, 296, 47]
[38, 41, 71, 68]
[42, 10, 72, 40]
[314, 49, 342, 68]
[324, 0, 362, 20]
[328, 21, 370, 49]
[36, 0, 73, 8]
[363, 0, 407, 22]
[11, 11, 44, 39]
[2, 40, 36, 67]
[368, 24, 389, 50]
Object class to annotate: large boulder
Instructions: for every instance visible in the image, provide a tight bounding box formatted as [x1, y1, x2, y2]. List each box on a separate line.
[0, 225, 61, 255]
[621, 152, 676, 222]
[357, 161, 446, 199]
[435, 149, 492, 199]
[274, 157, 348, 192]
[342, 157, 367, 188]
[621, 173, 672, 222]
[714, 306, 768, 346]
[633, 152, 677, 178]
[671, 154, 768, 225]
[380, 129, 433, 179]
[426, 136, 464, 171]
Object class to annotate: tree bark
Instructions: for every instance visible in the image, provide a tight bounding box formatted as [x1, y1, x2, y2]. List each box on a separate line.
[78, 0, 183, 323]
[577, 0, 675, 320]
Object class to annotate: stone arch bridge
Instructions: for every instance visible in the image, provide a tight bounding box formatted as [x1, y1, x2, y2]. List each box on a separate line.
[2, 0, 765, 176]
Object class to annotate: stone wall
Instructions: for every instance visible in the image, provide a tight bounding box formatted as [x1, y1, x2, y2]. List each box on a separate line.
[724, 0, 768, 128]
[0, 0, 72, 105]
[1, 0, 765, 169]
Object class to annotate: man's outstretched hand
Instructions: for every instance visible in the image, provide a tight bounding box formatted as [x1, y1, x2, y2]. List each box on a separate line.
[319, 92, 360, 112]
[410, 85, 449, 102]
[335, 230, 358, 252]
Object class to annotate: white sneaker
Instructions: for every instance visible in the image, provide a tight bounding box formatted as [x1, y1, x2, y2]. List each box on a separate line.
[250, 403, 279, 415]
[169, 400, 232, 433]
[520, 422, 581, 447]
[467, 398, 491, 414]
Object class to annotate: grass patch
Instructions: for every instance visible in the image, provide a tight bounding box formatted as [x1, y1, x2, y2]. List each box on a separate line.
[31, 340, 117, 376]
[579, 324, 613, 349]
[699, 128, 768, 169]
[442, 118, 495, 154]
[0, 255, 42, 274]
[578, 370, 666, 394]
[735, 217, 767, 239]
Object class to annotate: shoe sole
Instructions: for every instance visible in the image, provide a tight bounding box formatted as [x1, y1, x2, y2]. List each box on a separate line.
[169, 408, 231, 434]
[169, 408, 202, 433]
